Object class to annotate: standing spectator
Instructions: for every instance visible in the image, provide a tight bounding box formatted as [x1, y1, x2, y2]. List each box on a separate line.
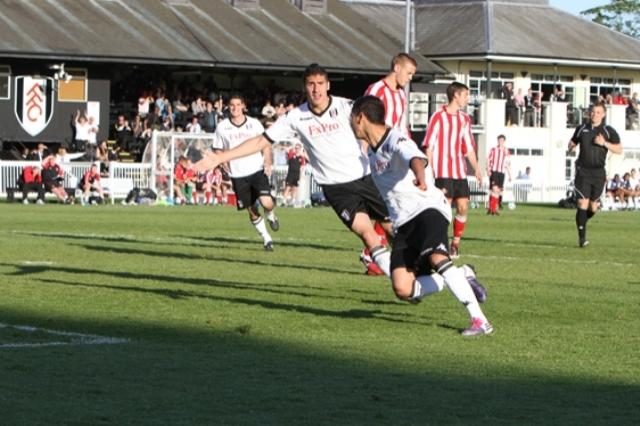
[533, 91, 543, 127]
[486, 135, 512, 215]
[73, 110, 91, 153]
[514, 88, 525, 125]
[626, 92, 639, 130]
[20, 165, 45, 205]
[501, 82, 518, 126]
[523, 88, 535, 127]
[85, 116, 99, 160]
[41, 155, 70, 203]
[568, 102, 623, 247]
[202, 101, 217, 133]
[282, 142, 308, 206]
[138, 92, 153, 119]
[422, 82, 483, 258]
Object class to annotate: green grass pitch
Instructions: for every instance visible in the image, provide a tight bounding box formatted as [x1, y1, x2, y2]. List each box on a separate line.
[0, 202, 638, 425]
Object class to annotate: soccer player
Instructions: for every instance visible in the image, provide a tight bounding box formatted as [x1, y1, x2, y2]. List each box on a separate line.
[358, 53, 417, 275]
[422, 82, 483, 258]
[568, 102, 622, 247]
[213, 93, 279, 251]
[195, 64, 478, 298]
[486, 134, 512, 215]
[196, 64, 396, 276]
[350, 95, 491, 336]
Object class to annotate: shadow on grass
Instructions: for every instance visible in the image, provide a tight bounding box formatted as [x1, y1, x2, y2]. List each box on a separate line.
[183, 235, 354, 252]
[76, 244, 362, 276]
[0, 308, 637, 425]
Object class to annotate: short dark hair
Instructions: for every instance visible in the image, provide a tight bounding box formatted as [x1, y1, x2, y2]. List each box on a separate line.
[497, 134, 506, 140]
[446, 82, 469, 103]
[592, 101, 607, 111]
[228, 92, 245, 104]
[391, 53, 417, 71]
[351, 96, 386, 125]
[303, 63, 329, 82]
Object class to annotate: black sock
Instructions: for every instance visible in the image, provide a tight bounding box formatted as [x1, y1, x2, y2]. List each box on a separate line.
[576, 208, 587, 240]
[586, 209, 596, 220]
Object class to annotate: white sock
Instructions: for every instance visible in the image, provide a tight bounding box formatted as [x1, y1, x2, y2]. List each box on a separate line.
[370, 246, 391, 277]
[252, 216, 272, 244]
[266, 209, 276, 221]
[438, 261, 487, 322]
[409, 274, 445, 302]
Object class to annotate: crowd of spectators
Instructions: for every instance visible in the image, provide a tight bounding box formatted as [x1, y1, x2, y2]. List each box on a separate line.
[604, 167, 640, 210]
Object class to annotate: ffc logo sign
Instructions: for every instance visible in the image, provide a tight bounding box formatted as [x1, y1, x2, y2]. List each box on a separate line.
[14, 76, 54, 137]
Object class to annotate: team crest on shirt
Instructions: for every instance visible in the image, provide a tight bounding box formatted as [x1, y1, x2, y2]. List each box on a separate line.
[329, 108, 338, 118]
[373, 159, 389, 173]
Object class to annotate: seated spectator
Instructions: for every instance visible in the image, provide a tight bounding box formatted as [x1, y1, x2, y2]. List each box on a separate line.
[605, 174, 622, 207]
[616, 172, 638, 209]
[28, 143, 49, 162]
[261, 99, 276, 119]
[20, 165, 45, 205]
[96, 140, 119, 176]
[613, 91, 626, 105]
[41, 155, 70, 203]
[202, 167, 231, 205]
[173, 155, 190, 204]
[191, 95, 206, 116]
[113, 114, 133, 153]
[186, 116, 202, 133]
[79, 164, 105, 205]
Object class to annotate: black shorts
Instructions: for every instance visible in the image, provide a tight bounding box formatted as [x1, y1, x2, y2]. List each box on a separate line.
[231, 170, 272, 210]
[489, 172, 505, 189]
[44, 179, 62, 191]
[285, 170, 300, 187]
[322, 175, 390, 229]
[574, 167, 606, 202]
[390, 209, 450, 273]
[434, 178, 470, 199]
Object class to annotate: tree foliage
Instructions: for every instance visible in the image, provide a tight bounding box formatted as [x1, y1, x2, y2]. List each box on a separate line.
[581, 0, 640, 38]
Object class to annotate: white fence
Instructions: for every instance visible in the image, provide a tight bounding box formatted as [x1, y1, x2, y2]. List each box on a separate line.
[0, 160, 152, 203]
[468, 178, 572, 206]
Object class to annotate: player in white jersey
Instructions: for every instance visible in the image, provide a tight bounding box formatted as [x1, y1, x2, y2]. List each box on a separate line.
[359, 53, 417, 276]
[350, 95, 492, 336]
[213, 94, 279, 251]
[196, 64, 396, 276]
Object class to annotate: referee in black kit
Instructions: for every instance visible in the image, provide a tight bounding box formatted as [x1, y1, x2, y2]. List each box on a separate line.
[568, 101, 623, 247]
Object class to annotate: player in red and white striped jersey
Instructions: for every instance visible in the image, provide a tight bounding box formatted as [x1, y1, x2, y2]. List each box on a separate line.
[360, 53, 417, 275]
[422, 82, 482, 258]
[486, 135, 512, 215]
[365, 53, 416, 136]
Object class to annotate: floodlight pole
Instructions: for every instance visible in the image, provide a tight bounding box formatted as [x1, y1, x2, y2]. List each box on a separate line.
[404, 0, 411, 53]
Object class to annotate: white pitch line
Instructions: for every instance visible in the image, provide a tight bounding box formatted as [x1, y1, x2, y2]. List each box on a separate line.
[0, 323, 129, 349]
[463, 254, 635, 268]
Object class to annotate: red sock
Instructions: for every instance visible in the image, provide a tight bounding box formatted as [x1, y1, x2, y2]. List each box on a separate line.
[453, 216, 466, 239]
[205, 191, 212, 204]
[192, 192, 198, 204]
[489, 195, 498, 213]
[373, 222, 388, 246]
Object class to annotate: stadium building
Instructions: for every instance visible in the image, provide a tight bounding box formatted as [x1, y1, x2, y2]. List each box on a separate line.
[1, 0, 639, 202]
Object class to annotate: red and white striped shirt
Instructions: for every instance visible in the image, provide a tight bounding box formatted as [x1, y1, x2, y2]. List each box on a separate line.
[487, 146, 510, 174]
[422, 106, 476, 179]
[365, 79, 409, 136]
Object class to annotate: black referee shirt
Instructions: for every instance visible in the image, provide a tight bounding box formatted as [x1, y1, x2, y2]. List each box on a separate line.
[570, 123, 620, 169]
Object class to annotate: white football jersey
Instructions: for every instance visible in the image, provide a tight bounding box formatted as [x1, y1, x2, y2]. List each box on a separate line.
[264, 96, 369, 185]
[369, 129, 452, 230]
[213, 116, 265, 178]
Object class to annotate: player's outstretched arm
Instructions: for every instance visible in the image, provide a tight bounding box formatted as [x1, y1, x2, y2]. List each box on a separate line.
[194, 135, 270, 172]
